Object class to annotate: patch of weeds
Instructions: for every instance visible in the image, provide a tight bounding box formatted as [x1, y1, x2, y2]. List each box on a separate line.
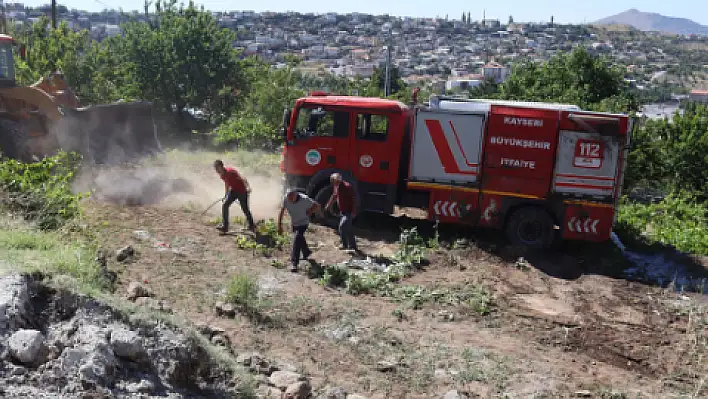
[392, 307, 407, 322]
[319, 264, 349, 288]
[255, 219, 289, 248]
[390, 283, 494, 316]
[225, 273, 262, 315]
[234, 234, 270, 256]
[270, 259, 285, 269]
[0, 217, 111, 293]
[0, 152, 85, 230]
[455, 348, 512, 390]
[426, 221, 441, 250]
[513, 256, 531, 271]
[394, 227, 429, 266]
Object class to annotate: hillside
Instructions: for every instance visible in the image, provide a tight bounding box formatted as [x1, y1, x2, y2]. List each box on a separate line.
[594, 8, 708, 35]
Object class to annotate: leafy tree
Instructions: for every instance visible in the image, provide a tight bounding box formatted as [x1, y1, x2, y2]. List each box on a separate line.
[11, 17, 92, 89]
[369, 65, 405, 96]
[120, 0, 246, 124]
[498, 47, 638, 113]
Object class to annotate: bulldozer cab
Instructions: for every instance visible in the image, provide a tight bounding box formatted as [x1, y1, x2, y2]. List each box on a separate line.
[0, 34, 16, 88]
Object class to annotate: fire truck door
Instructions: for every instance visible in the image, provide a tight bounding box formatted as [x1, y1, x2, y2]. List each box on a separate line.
[353, 112, 398, 214]
[290, 106, 351, 175]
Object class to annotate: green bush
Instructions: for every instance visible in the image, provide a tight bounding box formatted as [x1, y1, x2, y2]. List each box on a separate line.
[0, 152, 84, 230]
[225, 273, 260, 313]
[213, 114, 279, 150]
[616, 192, 708, 255]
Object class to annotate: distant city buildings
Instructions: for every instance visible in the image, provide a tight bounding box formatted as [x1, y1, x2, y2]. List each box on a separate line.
[4, 3, 707, 96]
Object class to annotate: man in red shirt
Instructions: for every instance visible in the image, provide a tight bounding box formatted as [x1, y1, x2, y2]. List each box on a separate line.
[325, 173, 358, 252]
[213, 160, 256, 234]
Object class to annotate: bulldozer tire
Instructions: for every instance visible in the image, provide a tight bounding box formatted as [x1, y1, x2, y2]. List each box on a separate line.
[0, 119, 32, 162]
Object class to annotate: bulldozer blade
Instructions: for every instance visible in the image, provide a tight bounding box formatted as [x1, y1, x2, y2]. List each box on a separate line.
[54, 101, 163, 164]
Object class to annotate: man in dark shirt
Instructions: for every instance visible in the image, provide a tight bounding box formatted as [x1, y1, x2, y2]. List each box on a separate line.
[325, 173, 358, 251]
[213, 160, 256, 234]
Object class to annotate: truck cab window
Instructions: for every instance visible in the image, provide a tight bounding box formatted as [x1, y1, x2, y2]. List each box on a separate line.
[356, 114, 389, 141]
[295, 107, 349, 138]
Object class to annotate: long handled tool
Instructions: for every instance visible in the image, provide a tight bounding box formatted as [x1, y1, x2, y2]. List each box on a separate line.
[201, 197, 223, 217]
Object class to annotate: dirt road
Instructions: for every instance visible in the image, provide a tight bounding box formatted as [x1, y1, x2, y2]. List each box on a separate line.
[78, 150, 707, 398]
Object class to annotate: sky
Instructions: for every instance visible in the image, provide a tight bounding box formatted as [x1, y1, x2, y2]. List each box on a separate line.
[18, 0, 708, 26]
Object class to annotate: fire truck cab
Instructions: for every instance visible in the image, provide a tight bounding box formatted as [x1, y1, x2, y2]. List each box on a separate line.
[280, 93, 634, 249]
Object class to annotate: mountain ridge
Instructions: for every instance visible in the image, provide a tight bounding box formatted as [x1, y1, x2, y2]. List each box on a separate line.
[594, 9, 708, 36]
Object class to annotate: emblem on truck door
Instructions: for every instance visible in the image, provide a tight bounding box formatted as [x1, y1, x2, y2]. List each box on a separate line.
[359, 155, 373, 168]
[305, 149, 321, 166]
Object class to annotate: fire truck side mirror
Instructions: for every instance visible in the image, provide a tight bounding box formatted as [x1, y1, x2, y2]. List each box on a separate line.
[281, 108, 291, 139]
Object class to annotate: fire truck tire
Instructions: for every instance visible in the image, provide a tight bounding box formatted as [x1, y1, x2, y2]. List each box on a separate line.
[313, 184, 341, 228]
[504, 206, 557, 250]
[0, 119, 32, 162]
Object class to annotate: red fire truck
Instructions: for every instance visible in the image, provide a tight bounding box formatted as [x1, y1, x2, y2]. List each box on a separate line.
[279, 93, 634, 249]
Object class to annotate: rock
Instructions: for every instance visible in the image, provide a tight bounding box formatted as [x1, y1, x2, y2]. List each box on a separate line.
[110, 328, 145, 361]
[375, 359, 397, 372]
[116, 245, 135, 262]
[126, 379, 155, 394]
[126, 282, 152, 301]
[442, 390, 469, 399]
[347, 395, 369, 399]
[0, 275, 30, 333]
[273, 359, 298, 373]
[134, 297, 172, 313]
[215, 301, 236, 318]
[284, 380, 312, 399]
[269, 370, 305, 389]
[210, 333, 231, 348]
[195, 323, 226, 338]
[316, 386, 347, 399]
[574, 391, 593, 397]
[8, 365, 27, 376]
[256, 384, 283, 399]
[251, 355, 275, 375]
[8, 329, 46, 365]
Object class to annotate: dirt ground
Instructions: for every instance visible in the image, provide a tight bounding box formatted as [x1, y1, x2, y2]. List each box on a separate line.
[77, 152, 708, 399]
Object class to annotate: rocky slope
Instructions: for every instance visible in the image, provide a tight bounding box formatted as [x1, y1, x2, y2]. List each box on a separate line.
[0, 273, 244, 398]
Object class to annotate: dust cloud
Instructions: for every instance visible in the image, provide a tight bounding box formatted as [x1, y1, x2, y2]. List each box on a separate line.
[72, 150, 285, 221]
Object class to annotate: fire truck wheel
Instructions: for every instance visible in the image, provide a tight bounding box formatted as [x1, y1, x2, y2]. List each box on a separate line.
[505, 206, 556, 250]
[313, 185, 341, 228]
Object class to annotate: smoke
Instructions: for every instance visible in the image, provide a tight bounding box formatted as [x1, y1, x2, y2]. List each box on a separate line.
[73, 150, 285, 221]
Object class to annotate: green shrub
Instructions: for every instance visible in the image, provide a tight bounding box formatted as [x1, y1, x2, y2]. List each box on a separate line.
[0, 152, 84, 230]
[616, 192, 708, 255]
[225, 273, 260, 313]
[213, 114, 280, 150]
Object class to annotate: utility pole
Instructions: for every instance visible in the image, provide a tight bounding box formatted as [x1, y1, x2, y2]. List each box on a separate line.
[384, 27, 392, 96]
[51, 0, 57, 29]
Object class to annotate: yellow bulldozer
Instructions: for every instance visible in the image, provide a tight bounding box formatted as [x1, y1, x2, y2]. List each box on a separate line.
[0, 33, 162, 164]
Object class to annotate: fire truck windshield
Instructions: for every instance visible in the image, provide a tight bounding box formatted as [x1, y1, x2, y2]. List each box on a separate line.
[293, 107, 334, 138]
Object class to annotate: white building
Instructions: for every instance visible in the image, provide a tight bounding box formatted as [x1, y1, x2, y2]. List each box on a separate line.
[482, 61, 508, 83]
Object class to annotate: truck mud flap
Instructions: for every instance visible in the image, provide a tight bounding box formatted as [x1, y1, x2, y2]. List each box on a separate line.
[55, 101, 163, 164]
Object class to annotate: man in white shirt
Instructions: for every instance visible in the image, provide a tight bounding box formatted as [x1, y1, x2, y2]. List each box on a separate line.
[278, 190, 321, 272]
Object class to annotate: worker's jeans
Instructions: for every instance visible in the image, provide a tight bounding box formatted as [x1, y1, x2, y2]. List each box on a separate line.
[291, 224, 311, 267]
[222, 190, 256, 230]
[339, 213, 357, 250]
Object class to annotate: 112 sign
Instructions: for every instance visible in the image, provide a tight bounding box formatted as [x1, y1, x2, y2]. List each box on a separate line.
[573, 140, 603, 168]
